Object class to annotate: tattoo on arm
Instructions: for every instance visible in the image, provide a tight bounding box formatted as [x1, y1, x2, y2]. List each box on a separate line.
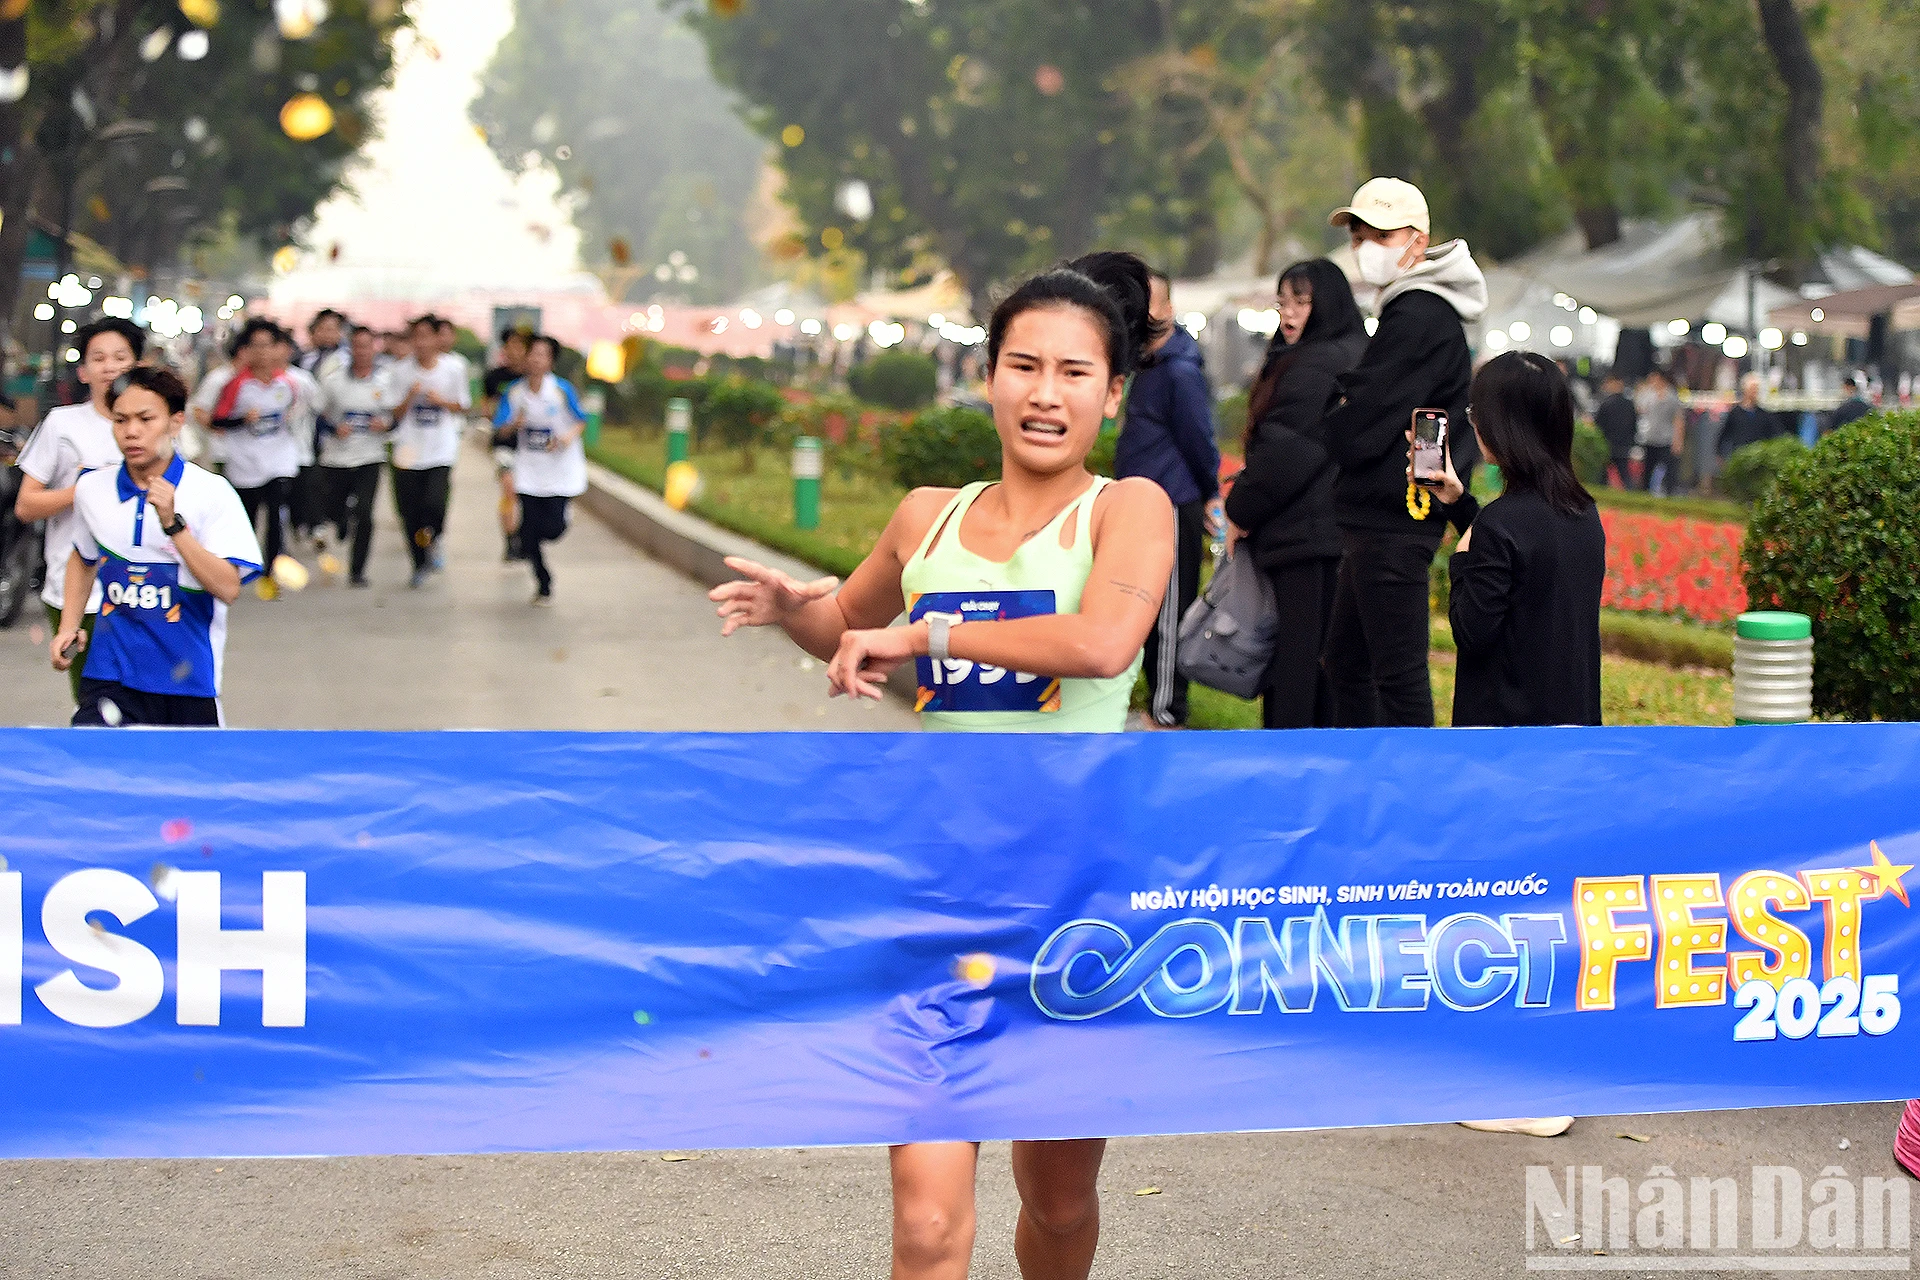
[1108, 579, 1157, 606]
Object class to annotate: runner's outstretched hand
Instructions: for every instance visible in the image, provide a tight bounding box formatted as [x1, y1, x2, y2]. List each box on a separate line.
[710, 556, 839, 636]
[826, 626, 913, 700]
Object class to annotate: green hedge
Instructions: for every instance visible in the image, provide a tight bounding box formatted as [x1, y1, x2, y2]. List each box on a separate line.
[1572, 422, 1611, 486]
[1720, 434, 1804, 505]
[850, 350, 938, 410]
[700, 378, 787, 470]
[885, 405, 1002, 489]
[882, 404, 1121, 489]
[1743, 411, 1920, 720]
[1589, 484, 1748, 524]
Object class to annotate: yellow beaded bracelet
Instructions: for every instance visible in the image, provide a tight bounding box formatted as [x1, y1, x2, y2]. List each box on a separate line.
[1405, 480, 1432, 521]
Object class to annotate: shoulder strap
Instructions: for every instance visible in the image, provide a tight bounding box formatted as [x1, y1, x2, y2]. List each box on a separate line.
[907, 482, 984, 565]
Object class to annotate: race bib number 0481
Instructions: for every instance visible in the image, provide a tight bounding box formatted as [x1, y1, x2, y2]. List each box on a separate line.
[908, 589, 1060, 713]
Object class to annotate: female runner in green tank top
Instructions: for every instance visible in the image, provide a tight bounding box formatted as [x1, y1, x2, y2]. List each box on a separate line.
[712, 262, 1174, 1279]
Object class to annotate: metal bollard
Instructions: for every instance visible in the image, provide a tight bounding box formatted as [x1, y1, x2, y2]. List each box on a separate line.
[583, 387, 605, 447]
[1733, 611, 1813, 725]
[792, 436, 822, 530]
[666, 397, 691, 465]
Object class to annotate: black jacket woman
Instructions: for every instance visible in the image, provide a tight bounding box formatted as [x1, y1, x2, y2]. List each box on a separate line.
[1423, 351, 1606, 727]
[1225, 259, 1367, 728]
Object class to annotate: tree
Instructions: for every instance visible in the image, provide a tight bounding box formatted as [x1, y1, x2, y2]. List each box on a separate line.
[683, 0, 1226, 309]
[1123, 2, 1357, 277]
[470, 0, 769, 303]
[2, 1, 408, 346]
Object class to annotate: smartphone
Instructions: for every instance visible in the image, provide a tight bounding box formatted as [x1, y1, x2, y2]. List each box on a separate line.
[1411, 409, 1449, 488]
[60, 636, 82, 661]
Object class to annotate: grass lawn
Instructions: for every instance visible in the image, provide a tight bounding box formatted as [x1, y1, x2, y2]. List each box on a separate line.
[1169, 653, 1731, 730]
[593, 424, 1735, 727]
[593, 425, 899, 576]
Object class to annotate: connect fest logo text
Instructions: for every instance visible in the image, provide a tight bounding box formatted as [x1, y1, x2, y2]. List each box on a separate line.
[1029, 845, 1914, 1040]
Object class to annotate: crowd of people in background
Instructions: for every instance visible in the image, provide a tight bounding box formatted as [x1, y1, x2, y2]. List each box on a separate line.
[1118, 176, 1604, 738]
[7, 170, 1893, 741]
[1587, 363, 1870, 498]
[13, 308, 589, 726]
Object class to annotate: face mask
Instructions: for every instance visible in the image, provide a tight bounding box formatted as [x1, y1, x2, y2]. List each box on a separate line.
[1355, 238, 1409, 288]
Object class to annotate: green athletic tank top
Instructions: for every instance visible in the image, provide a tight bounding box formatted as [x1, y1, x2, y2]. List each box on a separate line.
[900, 477, 1141, 734]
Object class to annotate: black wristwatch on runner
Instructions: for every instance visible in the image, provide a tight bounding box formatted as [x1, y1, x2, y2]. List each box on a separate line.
[162, 513, 188, 538]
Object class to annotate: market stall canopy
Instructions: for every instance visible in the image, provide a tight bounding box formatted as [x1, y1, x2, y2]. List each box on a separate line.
[1499, 214, 1797, 329]
[1769, 282, 1920, 340]
[854, 270, 970, 323]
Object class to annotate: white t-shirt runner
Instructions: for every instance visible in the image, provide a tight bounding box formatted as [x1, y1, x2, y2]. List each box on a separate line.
[17, 400, 121, 612]
[319, 364, 396, 469]
[209, 371, 304, 489]
[188, 364, 235, 466]
[494, 375, 589, 498]
[71, 453, 264, 699]
[287, 364, 322, 468]
[389, 356, 471, 470]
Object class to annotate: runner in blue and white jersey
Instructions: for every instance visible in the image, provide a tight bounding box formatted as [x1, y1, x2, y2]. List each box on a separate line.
[51, 367, 263, 727]
[492, 334, 587, 605]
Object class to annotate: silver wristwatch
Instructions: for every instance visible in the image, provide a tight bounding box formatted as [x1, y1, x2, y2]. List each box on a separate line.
[926, 612, 960, 662]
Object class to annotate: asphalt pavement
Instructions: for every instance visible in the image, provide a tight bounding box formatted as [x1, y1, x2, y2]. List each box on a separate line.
[1, 438, 1910, 1278]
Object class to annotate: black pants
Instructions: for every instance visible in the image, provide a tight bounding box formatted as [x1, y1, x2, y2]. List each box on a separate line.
[391, 466, 451, 570]
[518, 494, 570, 593]
[1144, 498, 1206, 726]
[290, 463, 325, 536]
[236, 476, 293, 568]
[1638, 445, 1671, 494]
[1326, 528, 1439, 728]
[74, 677, 220, 727]
[1608, 454, 1633, 489]
[1261, 557, 1339, 729]
[323, 462, 383, 579]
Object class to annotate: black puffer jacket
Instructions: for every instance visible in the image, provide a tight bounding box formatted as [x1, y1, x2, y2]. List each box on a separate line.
[1226, 331, 1368, 570]
[1322, 290, 1479, 538]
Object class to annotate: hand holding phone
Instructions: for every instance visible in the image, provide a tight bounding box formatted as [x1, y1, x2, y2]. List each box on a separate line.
[1411, 409, 1448, 488]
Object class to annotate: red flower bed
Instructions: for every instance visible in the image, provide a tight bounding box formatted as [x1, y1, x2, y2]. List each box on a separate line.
[1599, 508, 1747, 624]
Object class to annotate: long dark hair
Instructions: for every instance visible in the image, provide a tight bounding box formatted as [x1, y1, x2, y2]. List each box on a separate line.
[1244, 259, 1363, 441]
[988, 268, 1136, 379]
[1470, 351, 1593, 516]
[1065, 250, 1167, 367]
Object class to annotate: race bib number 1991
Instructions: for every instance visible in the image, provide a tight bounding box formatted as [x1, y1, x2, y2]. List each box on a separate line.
[908, 589, 1060, 713]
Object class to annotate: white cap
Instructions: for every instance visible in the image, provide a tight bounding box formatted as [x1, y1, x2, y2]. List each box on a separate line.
[1329, 177, 1431, 236]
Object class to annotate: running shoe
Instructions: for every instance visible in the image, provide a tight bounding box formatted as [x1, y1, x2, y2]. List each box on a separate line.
[429, 540, 446, 572]
[409, 567, 430, 590]
[348, 575, 370, 589]
[255, 577, 280, 602]
[532, 586, 553, 607]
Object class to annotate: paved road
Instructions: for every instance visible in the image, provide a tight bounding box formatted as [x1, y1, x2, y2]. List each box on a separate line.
[0, 444, 914, 731]
[1, 441, 1911, 1277]
[2, 1107, 1910, 1278]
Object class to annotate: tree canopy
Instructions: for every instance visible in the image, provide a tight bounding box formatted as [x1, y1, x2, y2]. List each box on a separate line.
[2, 0, 408, 338]
[470, 0, 768, 303]
[680, 0, 1918, 303]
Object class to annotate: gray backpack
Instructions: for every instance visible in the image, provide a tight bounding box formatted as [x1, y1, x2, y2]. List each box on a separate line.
[1176, 550, 1279, 699]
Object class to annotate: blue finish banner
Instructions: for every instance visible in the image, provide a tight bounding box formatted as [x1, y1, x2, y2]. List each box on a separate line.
[3, 725, 1918, 1160]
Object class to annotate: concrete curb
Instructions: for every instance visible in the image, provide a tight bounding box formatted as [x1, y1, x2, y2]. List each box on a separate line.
[581, 461, 919, 704]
